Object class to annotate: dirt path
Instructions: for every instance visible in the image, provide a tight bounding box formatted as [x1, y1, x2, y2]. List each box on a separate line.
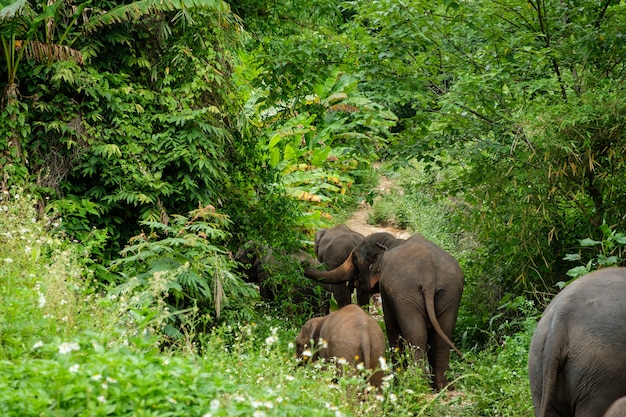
[344, 175, 411, 239]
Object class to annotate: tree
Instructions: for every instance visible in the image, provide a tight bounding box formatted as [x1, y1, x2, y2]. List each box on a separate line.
[341, 0, 626, 293]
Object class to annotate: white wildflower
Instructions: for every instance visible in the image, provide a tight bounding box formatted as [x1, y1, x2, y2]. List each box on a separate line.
[378, 356, 389, 371]
[32, 341, 44, 349]
[210, 399, 220, 412]
[69, 364, 80, 373]
[58, 342, 80, 354]
[91, 374, 102, 381]
[97, 396, 106, 403]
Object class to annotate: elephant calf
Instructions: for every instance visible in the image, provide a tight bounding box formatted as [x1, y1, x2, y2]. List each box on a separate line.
[295, 304, 386, 388]
[528, 267, 626, 417]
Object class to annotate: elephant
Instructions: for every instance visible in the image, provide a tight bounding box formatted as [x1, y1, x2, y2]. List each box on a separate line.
[234, 240, 332, 315]
[528, 267, 626, 417]
[295, 304, 386, 388]
[605, 398, 626, 417]
[314, 225, 365, 307]
[304, 232, 464, 390]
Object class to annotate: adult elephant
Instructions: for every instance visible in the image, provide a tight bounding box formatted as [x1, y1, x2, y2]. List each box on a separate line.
[305, 232, 464, 390]
[235, 241, 332, 315]
[314, 225, 365, 307]
[528, 267, 626, 417]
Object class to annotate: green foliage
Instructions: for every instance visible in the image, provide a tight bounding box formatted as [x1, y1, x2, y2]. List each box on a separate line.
[334, 0, 626, 298]
[109, 205, 258, 339]
[562, 223, 626, 282]
[244, 67, 396, 231]
[0, 189, 89, 360]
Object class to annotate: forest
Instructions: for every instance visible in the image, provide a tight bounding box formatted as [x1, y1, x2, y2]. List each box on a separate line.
[1, 0, 626, 415]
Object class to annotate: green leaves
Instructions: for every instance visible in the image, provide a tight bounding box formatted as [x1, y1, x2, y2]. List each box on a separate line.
[83, 0, 231, 33]
[110, 205, 257, 335]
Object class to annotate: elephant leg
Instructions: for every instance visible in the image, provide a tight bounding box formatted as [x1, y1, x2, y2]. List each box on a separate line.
[394, 305, 429, 381]
[381, 291, 403, 357]
[427, 327, 451, 390]
[333, 283, 352, 307]
[428, 298, 461, 390]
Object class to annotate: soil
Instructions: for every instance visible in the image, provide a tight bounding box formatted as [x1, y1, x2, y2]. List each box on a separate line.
[344, 174, 410, 313]
[344, 175, 411, 239]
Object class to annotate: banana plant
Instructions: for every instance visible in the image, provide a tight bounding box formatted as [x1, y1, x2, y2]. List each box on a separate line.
[246, 68, 397, 215]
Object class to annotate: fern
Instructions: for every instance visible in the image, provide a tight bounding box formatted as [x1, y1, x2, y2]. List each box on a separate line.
[109, 207, 256, 340]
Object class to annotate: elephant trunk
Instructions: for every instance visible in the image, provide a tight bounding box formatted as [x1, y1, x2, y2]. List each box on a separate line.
[304, 251, 356, 284]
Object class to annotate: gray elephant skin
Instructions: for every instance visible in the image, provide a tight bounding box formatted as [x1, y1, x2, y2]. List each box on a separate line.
[528, 267, 626, 417]
[305, 232, 464, 390]
[295, 304, 386, 388]
[234, 241, 332, 315]
[605, 398, 626, 417]
[314, 225, 365, 307]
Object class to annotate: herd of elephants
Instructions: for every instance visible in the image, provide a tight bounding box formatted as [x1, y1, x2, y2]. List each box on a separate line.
[234, 225, 626, 416]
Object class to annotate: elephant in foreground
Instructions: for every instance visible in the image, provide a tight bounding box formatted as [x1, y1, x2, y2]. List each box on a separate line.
[234, 241, 332, 315]
[605, 398, 626, 417]
[305, 233, 464, 390]
[295, 304, 386, 388]
[314, 225, 365, 307]
[528, 267, 626, 417]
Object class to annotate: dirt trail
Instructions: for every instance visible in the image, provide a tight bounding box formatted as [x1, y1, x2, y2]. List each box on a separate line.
[344, 175, 411, 239]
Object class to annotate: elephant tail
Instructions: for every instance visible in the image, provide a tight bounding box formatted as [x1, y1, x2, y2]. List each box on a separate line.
[423, 288, 463, 358]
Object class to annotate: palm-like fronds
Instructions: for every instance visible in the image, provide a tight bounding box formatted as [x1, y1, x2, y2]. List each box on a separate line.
[18, 39, 83, 64]
[84, 0, 230, 33]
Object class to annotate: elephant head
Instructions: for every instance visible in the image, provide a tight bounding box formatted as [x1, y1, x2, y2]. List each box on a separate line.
[305, 232, 403, 306]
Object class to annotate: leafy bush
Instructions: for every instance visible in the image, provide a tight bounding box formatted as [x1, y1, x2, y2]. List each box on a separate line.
[562, 223, 626, 282]
[109, 205, 258, 341]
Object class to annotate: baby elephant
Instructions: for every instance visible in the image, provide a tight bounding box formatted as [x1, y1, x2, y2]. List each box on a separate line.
[295, 304, 386, 388]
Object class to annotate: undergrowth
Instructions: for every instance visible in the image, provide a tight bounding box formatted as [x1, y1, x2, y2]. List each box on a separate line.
[1, 186, 535, 416]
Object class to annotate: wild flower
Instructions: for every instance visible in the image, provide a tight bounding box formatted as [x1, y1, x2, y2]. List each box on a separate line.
[378, 356, 389, 371]
[69, 364, 80, 373]
[91, 374, 102, 381]
[318, 338, 328, 349]
[357, 362, 365, 371]
[58, 342, 80, 354]
[32, 341, 44, 349]
[97, 396, 106, 403]
[301, 349, 312, 359]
